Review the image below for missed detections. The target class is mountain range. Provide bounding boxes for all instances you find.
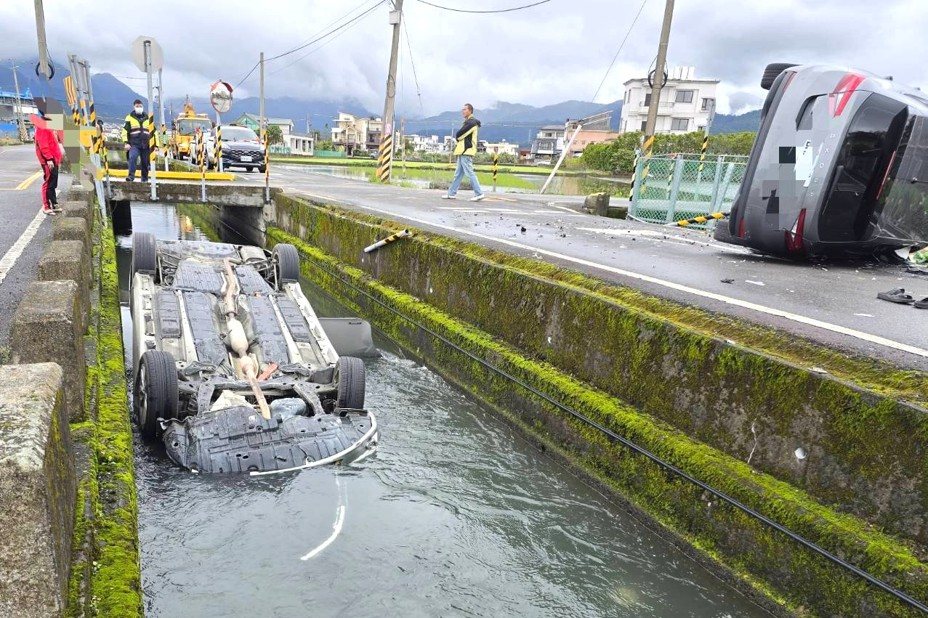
[1,56,760,145]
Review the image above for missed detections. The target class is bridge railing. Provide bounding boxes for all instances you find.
[629,153,748,228]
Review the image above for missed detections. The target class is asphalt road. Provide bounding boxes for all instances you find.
[0,144,70,350]
[235,163,928,371]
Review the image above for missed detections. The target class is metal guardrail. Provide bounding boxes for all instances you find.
[629,153,748,228]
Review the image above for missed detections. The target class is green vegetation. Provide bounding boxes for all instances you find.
[582,130,757,173]
[370,166,537,190]
[266,124,283,146]
[266,222,928,616]
[270,155,600,176]
[0,136,22,147]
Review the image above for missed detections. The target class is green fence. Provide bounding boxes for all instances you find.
[629,154,748,227]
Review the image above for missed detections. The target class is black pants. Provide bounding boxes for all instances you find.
[40,159,58,209]
[128,145,150,181]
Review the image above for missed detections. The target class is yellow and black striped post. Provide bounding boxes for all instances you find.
[377,132,394,183]
[264,133,270,203]
[198,131,207,202]
[697,134,710,175]
[492,152,499,193]
[148,113,157,174]
[215,124,223,173]
[672,211,727,227]
[88,101,96,128]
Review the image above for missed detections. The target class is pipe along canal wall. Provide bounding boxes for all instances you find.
[258,192,928,616]
[0,187,141,616]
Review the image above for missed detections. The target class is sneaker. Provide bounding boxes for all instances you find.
[42,207,57,216]
[125,177,134,182]
[441,194,456,200]
[50,203,62,212]
[470,194,485,202]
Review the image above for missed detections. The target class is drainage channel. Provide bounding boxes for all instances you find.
[116,203,768,617]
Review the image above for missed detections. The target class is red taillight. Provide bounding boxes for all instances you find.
[785,208,807,254]
[738,217,746,238]
[829,73,865,117]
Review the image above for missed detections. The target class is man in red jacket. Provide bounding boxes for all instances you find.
[33,98,63,215]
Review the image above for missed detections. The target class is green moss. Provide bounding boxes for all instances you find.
[267,225,928,617]
[268,194,928,548]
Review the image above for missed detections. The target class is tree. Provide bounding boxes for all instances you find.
[266,124,284,146]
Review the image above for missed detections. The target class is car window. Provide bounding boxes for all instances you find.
[818,93,908,242]
[223,127,258,141]
[875,115,928,242]
[177,119,212,136]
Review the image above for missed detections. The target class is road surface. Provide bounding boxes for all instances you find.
[238,163,928,371]
[0,144,69,349]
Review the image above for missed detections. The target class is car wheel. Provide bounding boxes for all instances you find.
[761,63,798,90]
[258,165,267,174]
[336,356,365,410]
[273,243,300,285]
[132,232,158,277]
[247,166,254,172]
[135,350,178,438]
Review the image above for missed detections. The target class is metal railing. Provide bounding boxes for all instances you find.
[629,153,748,227]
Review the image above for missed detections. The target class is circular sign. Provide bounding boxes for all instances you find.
[210,80,234,114]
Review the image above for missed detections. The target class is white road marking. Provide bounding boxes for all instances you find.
[296,192,928,359]
[0,208,47,286]
[552,204,578,214]
[577,227,754,254]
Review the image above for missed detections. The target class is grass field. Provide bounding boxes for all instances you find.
[270,155,598,177]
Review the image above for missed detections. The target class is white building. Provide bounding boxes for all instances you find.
[286,133,314,156]
[407,133,443,153]
[620,66,718,135]
[484,140,519,157]
[331,112,383,155]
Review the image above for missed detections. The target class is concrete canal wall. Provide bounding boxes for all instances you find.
[0,188,141,616]
[267,192,928,616]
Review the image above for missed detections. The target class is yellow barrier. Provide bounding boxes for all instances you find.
[95,169,236,181]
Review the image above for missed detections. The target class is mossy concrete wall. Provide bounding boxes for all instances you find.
[265,225,928,616]
[269,193,928,553]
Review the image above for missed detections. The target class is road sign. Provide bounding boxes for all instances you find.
[131,36,163,72]
[209,80,234,114]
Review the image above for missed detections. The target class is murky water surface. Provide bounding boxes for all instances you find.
[118,204,765,617]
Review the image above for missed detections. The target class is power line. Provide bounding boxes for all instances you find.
[590,0,648,103]
[415,0,550,13]
[265,0,386,62]
[269,0,384,76]
[235,60,261,88]
[402,17,424,113]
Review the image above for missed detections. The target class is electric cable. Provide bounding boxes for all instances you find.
[416,0,550,13]
[590,0,648,102]
[402,17,424,113]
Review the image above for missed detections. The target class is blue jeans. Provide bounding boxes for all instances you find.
[128,145,150,180]
[448,155,482,197]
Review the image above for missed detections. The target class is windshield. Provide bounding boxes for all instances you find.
[176,118,212,136]
[222,126,258,142]
[818,93,909,242]
[874,114,928,243]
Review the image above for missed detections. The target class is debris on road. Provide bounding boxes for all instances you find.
[721,278,734,284]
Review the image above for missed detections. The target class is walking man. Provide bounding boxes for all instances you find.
[33,98,63,215]
[443,103,484,201]
[122,99,150,182]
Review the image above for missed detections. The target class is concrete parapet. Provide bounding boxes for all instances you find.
[37,241,91,330]
[61,201,91,238]
[11,281,86,422]
[582,192,610,216]
[52,217,89,245]
[0,362,75,618]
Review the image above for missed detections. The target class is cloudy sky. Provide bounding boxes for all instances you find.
[2,0,927,116]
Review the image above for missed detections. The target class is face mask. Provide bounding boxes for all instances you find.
[134,106,144,114]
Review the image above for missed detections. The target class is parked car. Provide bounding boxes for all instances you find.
[213,124,265,172]
[716,63,928,258]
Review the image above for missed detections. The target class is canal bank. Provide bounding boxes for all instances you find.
[126,202,769,617]
[256,193,928,616]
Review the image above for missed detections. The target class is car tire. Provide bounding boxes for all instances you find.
[247,166,254,172]
[135,350,178,438]
[258,165,267,174]
[761,63,798,90]
[336,356,365,410]
[273,243,300,285]
[132,232,158,277]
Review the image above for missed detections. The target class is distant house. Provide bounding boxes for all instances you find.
[331,112,383,155]
[407,133,443,154]
[530,125,566,161]
[564,112,619,157]
[620,66,718,134]
[232,112,294,136]
[230,113,313,155]
[483,140,519,157]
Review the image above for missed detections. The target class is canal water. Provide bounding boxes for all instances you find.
[116,203,767,617]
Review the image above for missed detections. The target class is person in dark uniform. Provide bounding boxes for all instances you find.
[122,99,150,182]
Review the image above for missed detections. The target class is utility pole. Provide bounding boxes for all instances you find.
[644,0,674,139]
[10,61,27,142]
[258,51,265,140]
[377,0,403,182]
[33,0,51,80]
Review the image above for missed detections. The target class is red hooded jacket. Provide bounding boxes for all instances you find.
[34,124,62,165]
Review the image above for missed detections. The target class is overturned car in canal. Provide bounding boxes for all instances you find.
[717,63,928,258]
[129,233,378,474]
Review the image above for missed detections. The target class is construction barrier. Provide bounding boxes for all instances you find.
[264,134,270,203]
[364,229,411,253]
[377,133,393,182]
[697,134,709,174]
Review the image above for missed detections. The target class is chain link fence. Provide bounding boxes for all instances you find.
[629,153,748,228]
